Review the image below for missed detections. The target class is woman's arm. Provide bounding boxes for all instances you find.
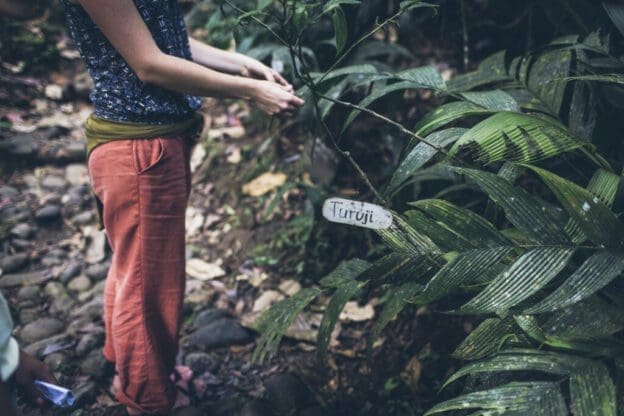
[188,38,291,89]
[77,0,303,115]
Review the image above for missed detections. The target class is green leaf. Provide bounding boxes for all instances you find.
[450,112,587,164]
[525,165,624,249]
[603,2,624,37]
[385,128,466,196]
[415,247,514,304]
[319,259,371,288]
[447,51,511,92]
[460,248,574,314]
[257,0,272,10]
[442,349,616,416]
[400,0,438,12]
[395,66,447,91]
[460,90,520,112]
[331,7,348,55]
[457,168,571,245]
[253,288,322,363]
[369,281,422,343]
[526,252,624,314]
[453,317,528,360]
[376,213,441,256]
[341,81,418,133]
[413,101,496,137]
[426,382,567,415]
[565,74,624,85]
[409,199,512,249]
[317,279,364,362]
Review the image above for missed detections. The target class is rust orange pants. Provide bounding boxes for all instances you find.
[88,136,192,414]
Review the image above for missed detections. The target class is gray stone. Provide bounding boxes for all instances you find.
[50,293,76,315]
[0,253,28,274]
[184,318,253,350]
[41,255,63,267]
[19,307,39,324]
[194,308,229,328]
[0,270,51,287]
[35,205,61,222]
[72,380,97,408]
[238,399,276,416]
[85,262,109,280]
[0,185,19,199]
[44,352,69,371]
[184,352,219,374]
[75,331,104,357]
[19,318,65,344]
[17,286,39,301]
[60,262,82,283]
[80,349,109,379]
[68,275,91,292]
[70,296,103,320]
[44,281,66,297]
[264,373,317,414]
[23,333,72,357]
[41,175,68,190]
[1,205,30,224]
[85,229,107,264]
[72,211,94,225]
[173,407,203,416]
[65,164,89,186]
[10,223,34,239]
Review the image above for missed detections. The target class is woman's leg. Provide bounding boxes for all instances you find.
[88,137,189,414]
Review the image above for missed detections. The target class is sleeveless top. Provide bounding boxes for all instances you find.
[60,0,202,124]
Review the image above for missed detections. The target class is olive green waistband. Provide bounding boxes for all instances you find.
[84,113,204,159]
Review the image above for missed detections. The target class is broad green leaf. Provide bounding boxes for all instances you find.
[319,259,371,288]
[369,281,422,343]
[447,51,511,92]
[603,2,624,37]
[341,81,419,133]
[309,64,378,83]
[415,247,514,304]
[385,128,467,196]
[453,317,528,360]
[525,165,624,249]
[526,252,624,314]
[317,279,364,361]
[426,382,567,415]
[450,112,587,164]
[376,213,441,256]
[322,0,361,13]
[253,288,322,363]
[542,296,624,340]
[409,199,512,248]
[257,0,272,10]
[457,168,571,245]
[414,101,495,137]
[405,209,478,252]
[331,7,348,55]
[395,66,447,91]
[460,248,574,313]
[442,349,617,416]
[400,0,438,12]
[565,74,624,85]
[460,90,520,112]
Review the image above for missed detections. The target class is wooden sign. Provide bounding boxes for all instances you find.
[322,198,393,230]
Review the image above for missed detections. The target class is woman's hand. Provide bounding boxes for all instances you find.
[250,81,304,116]
[240,57,293,92]
[14,349,58,407]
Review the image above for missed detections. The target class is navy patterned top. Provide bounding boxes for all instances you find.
[61,0,202,124]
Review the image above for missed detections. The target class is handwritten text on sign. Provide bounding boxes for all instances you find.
[322,198,393,230]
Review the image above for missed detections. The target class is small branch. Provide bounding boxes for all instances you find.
[460,0,470,71]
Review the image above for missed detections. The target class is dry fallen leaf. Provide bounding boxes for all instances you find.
[339,301,375,322]
[278,279,301,296]
[227,147,242,164]
[252,290,284,313]
[242,172,287,197]
[186,258,226,281]
[400,356,422,391]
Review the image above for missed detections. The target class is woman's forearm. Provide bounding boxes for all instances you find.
[188,38,250,75]
[140,52,258,100]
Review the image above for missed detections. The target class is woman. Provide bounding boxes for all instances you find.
[60,0,304,414]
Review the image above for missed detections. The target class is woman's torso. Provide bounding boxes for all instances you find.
[61,0,202,124]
